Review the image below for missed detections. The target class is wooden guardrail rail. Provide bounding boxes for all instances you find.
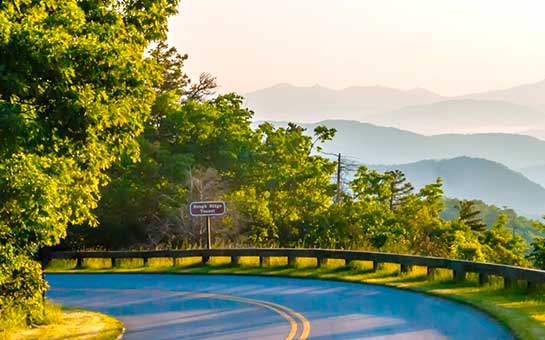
[48,248,545,289]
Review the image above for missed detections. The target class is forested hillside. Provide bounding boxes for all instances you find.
[298,120,545,169]
[3,1,545,332]
[60,44,545,276]
[441,198,545,245]
[369,157,545,218]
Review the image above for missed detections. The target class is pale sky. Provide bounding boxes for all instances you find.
[167,0,545,96]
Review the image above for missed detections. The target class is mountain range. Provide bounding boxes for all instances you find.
[253,120,545,217]
[244,83,443,122]
[244,79,545,138]
[297,120,545,169]
[369,157,545,218]
[520,165,545,190]
[364,99,545,135]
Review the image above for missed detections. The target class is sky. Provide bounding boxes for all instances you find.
[167,0,545,96]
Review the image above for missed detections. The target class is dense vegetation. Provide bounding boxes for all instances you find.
[1,0,544,332]
[0,0,179,329]
[62,43,545,272]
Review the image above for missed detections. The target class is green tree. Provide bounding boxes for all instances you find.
[528,217,545,269]
[480,214,528,266]
[231,123,337,247]
[0,0,178,324]
[384,170,414,211]
[457,200,487,232]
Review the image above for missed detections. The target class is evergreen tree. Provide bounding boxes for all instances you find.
[385,170,414,211]
[458,200,487,232]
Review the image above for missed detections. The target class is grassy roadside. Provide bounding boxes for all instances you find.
[3,305,123,340]
[47,256,545,340]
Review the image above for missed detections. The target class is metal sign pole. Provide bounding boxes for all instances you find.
[207,216,212,249]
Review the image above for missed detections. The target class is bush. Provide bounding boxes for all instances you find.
[0,245,46,329]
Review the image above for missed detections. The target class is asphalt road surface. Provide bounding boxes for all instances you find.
[46,274,513,340]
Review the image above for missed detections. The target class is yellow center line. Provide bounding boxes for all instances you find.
[53,287,311,339]
[261,299,311,340]
[184,292,300,340]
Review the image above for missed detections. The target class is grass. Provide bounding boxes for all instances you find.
[2,303,123,340]
[47,256,545,340]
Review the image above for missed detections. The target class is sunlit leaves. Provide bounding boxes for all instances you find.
[0,0,178,324]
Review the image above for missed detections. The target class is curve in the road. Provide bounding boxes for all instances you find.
[185,292,310,340]
[46,274,513,340]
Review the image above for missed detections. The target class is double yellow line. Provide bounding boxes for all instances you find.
[54,287,311,339]
[179,292,311,340]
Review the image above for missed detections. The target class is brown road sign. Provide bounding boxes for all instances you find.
[190,201,226,216]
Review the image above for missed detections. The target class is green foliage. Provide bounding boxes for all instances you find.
[480,214,528,266]
[442,198,545,244]
[0,0,178,327]
[528,238,545,269]
[0,244,46,324]
[528,218,545,269]
[457,200,488,232]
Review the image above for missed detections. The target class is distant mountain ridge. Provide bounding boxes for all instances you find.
[293,120,545,169]
[244,80,545,137]
[244,83,444,122]
[255,120,545,217]
[461,78,545,110]
[520,164,545,189]
[364,99,545,135]
[368,157,545,218]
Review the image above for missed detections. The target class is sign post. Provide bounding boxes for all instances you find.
[189,201,226,250]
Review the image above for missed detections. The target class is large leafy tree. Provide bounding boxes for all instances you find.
[480,214,527,266]
[230,123,337,247]
[0,0,178,323]
[528,217,545,269]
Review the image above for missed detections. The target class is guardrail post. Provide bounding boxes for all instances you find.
[504,277,516,289]
[427,267,437,277]
[259,256,270,267]
[527,281,542,291]
[479,273,490,286]
[75,256,83,269]
[202,255,210,265]
[453,269,466,282]
[287,256,297,268]
[372,261,381,272]
[231,256,240,266]
[318,257,328,268]
[400,264,412,274]
[344,259,352,267]
[172,257,177,267]
[143,257,148,267]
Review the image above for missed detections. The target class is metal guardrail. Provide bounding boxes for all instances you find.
[49,248,545,289]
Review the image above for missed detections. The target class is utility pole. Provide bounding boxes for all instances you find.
[336,153,342,203]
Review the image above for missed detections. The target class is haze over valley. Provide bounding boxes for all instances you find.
[245,79,545,139]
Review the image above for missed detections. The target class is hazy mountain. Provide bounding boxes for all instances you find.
[296,120,545,168]
[369,157,545,218]
[462,78,545,111]
[519,165,545,189]
[244,83,444,122]
[244,80,545,137]
[363,99,545,135]
[522,129,545,141]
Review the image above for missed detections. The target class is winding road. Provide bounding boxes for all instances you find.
[46,274,513,339]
